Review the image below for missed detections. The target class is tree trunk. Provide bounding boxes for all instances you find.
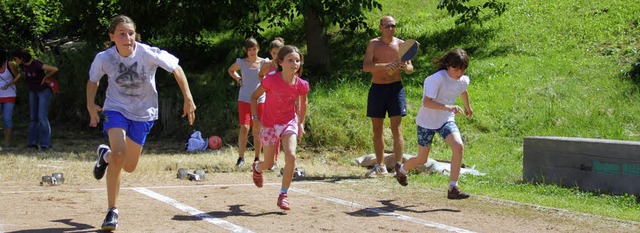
[303,10,330,72]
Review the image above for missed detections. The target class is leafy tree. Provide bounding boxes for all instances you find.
[438,0,508,26]
[58,0,120,47]
[58,0,382,73]
[260,0,382,72]
[0,0,62,49]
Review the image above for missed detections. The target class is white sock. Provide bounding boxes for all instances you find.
[449,180,458,189]
[254,162,262,173]
[109,208,119,214]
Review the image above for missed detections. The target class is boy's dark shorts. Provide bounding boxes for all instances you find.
[367,81,407,118]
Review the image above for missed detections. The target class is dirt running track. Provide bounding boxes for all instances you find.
[0,172,638,233]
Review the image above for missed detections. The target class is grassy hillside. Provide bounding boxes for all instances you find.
[302,0,640,221]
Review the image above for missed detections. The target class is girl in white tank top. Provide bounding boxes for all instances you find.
[0,51,21,149]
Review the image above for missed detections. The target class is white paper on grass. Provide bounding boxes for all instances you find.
[353,153,486,176]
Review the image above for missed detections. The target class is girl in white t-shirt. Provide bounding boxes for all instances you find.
[86,15,196,231]
[395,48,473,200]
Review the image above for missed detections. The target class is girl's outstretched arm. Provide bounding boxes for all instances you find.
[4,62,21,89]
[460,90,473,117]
[86,81,102,127]
[258,61,272,80]
[423,97,463,114]
[173,65,196,125]
[250,86,266,137]
[297,94,308,137]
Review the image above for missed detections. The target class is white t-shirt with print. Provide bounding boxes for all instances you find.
[89,42,179,121]
[416,69,470,129]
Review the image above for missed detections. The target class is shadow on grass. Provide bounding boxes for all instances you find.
[515,179,640,203]
[624,58,640,87]
[346,199,460,217]
[172,204,285,221]
[8,218,95,233]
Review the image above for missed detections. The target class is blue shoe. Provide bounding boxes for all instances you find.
[93,144,110,180]
[101,207,118,231]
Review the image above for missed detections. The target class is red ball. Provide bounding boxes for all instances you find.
[208,136,222,149]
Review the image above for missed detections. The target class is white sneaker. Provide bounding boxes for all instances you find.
[365,164,388,177]
[270,163,279,171]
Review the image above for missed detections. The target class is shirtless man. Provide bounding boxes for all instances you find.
[362,15,414,177]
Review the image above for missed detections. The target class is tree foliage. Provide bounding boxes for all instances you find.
[259,0,382,71]
[261,0,381,32]
[58,0,120,47]
[1,0,509,138]
[0,0,62,49]
[438,0,508,26]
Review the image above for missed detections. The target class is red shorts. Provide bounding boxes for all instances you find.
[238,101,264,125]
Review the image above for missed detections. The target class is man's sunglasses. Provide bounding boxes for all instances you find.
[382,24,397,29]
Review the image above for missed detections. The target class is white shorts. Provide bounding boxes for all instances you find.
[259,118,298,146]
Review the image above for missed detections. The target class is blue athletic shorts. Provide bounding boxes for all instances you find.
[367,81,407,118]
[103,110,154,146]
[417,121,459,147]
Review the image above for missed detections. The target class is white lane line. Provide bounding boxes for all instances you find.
[1,181,327,194]
[81,181,327,191]
[133,187,254,233]
[37,164,64,169]
[290,187,476,233]
[1,190,55,194]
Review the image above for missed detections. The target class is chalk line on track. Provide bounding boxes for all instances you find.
[133,187,255,233]
[290,187,476,233]
[133,182,475,232]
[3,181,475,232]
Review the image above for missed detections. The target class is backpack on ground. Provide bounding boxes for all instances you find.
[185,130,208,151]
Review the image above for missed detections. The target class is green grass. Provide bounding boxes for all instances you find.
[285,0,640,222]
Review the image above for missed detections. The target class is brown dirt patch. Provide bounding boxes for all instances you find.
[0,142,638,232]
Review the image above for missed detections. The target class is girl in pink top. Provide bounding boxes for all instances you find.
[250,45,309,210]
[258,37,285,169]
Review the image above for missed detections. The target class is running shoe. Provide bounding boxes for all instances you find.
[252,162,263,188]
[277,193,290,210]
[101,207,119,231]
[365,163,388,177]
[447,186,470,200]
[270,163,278,171]
[93,144,110,180]
[235,157,245,167]
[395,163,408,186]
